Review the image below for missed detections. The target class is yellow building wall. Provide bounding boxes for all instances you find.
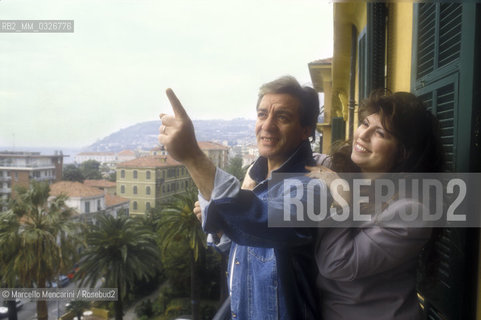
[320,81,333,154]
[116,165,192,215]
[333,2,415,141]
[332,2,367,123]
[387,3,414,92]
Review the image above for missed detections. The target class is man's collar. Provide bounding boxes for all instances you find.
[249,140,315,184]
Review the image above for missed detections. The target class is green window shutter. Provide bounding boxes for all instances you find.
[412,3,480,320]
[417,74,458,172]
[367,3,387,91]
[438,4,463,68]
[415,3,463,83]
[358,3,387,104]
[413,3,463,170]
[358,30,368,102]
[416,3,436,79]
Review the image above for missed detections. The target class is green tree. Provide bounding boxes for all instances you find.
[79,160,102,180]
[158,189,207,320]
[0,181,81,320]
[76,215,161,320]
[0,209,21,320]
[108,170,117,182]
[63,164,85,182]
[225,156,247,181]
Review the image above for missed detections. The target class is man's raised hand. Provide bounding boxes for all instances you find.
[158,88,202,164]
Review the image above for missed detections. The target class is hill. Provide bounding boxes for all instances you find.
[85,119,256,152]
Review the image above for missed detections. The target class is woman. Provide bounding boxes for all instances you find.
[314,91,444,320]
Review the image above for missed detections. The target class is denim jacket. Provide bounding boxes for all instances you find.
[199,141,327,319]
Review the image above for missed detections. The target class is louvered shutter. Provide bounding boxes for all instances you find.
[415,3,463,85]
[417,74,458,172]
[412,3,480,320]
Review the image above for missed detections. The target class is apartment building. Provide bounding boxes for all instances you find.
[116,155,193,215]
[198,141,229,169]
[0,151,64,209]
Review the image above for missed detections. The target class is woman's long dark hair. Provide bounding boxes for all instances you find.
[331,89,445,173]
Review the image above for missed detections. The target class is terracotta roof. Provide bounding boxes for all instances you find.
[198,141,229,150]
[50,181,104,198]
[105,194,129,207]
[117,150,136,156]
[84,179,116,188]
[117,155,181,168]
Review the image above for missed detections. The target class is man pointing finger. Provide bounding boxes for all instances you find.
[158,76,324,320]
[158,88,215,200]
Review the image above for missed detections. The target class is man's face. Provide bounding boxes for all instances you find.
[256,93,310,169]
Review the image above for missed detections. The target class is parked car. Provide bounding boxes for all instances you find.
[67,264,80,280]
[0,306,7,319]
[48,275,70,288]
[0,300,26,318]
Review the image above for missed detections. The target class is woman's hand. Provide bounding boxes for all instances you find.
[305,165,351,208]
[193,200,202,222]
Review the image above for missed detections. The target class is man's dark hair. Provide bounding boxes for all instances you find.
[257,75,320,141]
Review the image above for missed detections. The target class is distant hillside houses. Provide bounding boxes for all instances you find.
[231,144,260,167]
[74,150,137,166]
[150,141,230,169]
[75,142,231,169]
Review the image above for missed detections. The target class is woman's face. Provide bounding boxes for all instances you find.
[351,113,399,173]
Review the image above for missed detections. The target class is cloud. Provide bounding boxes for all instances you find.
[0,0,333,148]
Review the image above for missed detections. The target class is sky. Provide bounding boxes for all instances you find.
[0,0,333,148]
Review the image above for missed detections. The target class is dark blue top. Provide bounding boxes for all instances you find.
[200,141,326,319]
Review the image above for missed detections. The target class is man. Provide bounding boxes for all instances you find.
[159,76,325,319]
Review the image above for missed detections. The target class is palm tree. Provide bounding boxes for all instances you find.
[0,209,21,320]
[75,214,161,320]
[158,189,207,320]
[0,181,81,320]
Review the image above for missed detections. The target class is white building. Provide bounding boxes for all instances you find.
[74,152,117,164]
[49,181,129,221]
[74,150,137,168]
